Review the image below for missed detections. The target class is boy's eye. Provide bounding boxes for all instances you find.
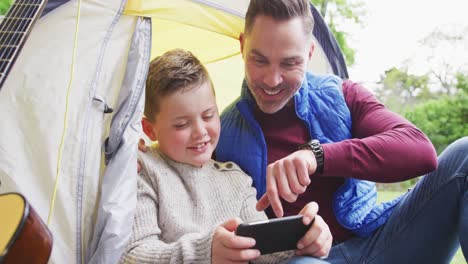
[203,114,214,120]
[174,123,188,129]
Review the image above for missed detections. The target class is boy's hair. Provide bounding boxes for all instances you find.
[145,49,211,122]
[244,0,314,38]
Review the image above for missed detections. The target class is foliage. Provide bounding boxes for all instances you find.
[0,0,12,16]
[456,72,468,94]
[375,67,432,113]
[377,24,468,155]
[419,25,468,95]
[329,22,355,65]
[404,92,468,154]
[310,0,366,66]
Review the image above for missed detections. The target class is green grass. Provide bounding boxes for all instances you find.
[378,191,465,264]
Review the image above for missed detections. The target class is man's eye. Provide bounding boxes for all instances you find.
[282,62,297,68]
[253,58,267,65]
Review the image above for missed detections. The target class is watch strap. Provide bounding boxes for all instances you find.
[298,139,324,173]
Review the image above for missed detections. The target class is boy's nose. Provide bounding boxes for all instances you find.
[192,122,208,139]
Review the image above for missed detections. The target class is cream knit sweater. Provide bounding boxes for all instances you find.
[120,146,293,264]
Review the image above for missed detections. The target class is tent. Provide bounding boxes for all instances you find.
[0,0,347,263]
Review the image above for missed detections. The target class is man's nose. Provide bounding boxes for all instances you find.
[263,66,283,88]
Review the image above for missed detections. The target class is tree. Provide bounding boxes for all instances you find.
[0,0,12,16]
[405,93,468,154]
[310,0,366,66]
[419,25,468,95]
[375,67,431,113]
[456,72,468,94]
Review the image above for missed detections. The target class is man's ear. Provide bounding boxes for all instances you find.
[239,32,245,58]
[308,40,315,60]
[142,117,157,141]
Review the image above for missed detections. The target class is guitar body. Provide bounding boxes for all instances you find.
[0,193,53,264]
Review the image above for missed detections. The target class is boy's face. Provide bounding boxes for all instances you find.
[144,81,220,167]
[240,15,314,114]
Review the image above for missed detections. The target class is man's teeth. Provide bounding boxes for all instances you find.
[264,89,280,95]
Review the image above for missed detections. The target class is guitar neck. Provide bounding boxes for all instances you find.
[0,0,48,90]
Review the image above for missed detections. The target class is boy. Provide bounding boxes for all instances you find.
[120,49,322,263]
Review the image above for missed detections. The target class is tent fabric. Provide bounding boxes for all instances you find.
[0,0,137,263]
[0,0,348,263]
[41,0,70,17]
[87,17,151,264]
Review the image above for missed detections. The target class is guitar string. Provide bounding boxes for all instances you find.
[1,1,37,66]
[47,0,83,228]
[0,1,24,61]
[0,1,37,73]
[0,1,27,58]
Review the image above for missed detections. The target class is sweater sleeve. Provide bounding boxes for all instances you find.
[321,80,438,182]
[239,180,268,223]
[120,172,213,264]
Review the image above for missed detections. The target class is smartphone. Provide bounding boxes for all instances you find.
[235,215,314,255]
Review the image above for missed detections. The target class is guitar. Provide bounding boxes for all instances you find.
[0,193,53,263]
[0,0,48,90]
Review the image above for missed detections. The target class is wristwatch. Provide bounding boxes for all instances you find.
[298,139,324,173]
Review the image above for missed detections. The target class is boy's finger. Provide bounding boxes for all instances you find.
[138,138,147,152]
[299,202,319,222]
[224,248,260,262]
[221,217,242,232]
[137,162,142,173]
[225,235,256,249]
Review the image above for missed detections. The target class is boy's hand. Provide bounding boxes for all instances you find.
[212,218,260,264]
[137,139,148,173]
[256,149,315,217]
[295,202,332,258]
[138,138,148,152]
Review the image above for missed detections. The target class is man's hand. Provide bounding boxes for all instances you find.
[295,202,332,258]
[137,139,148,173]
[211,218,260,264]
[256,149,316,217]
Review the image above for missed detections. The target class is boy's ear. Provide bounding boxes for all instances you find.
[142,117,157,141]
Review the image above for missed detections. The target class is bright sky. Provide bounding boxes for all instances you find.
[345,0,468,88]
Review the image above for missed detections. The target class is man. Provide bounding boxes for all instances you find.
[215,0,467,263]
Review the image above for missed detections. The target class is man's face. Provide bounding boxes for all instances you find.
[240,15,314,114]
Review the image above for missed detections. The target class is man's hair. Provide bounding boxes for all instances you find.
[145,49,211,122]
[244,0,314,37]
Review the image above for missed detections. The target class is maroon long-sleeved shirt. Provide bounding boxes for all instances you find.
[253,80,437,242]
